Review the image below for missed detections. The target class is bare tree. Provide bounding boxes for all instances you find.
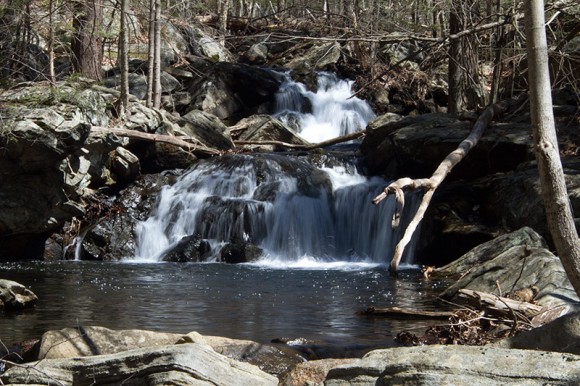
[71,0,104,80]
[146,0,161,108]
[524,0,580,296]
[118,0,130,117]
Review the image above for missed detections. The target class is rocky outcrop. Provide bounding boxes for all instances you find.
[32,326,304,377]
[186,62,285,123]
[1,343,278,386]
[279,358,357,386]
[323,345,580,385]
[231,115,310,151]
[494,311,580,355]
[361,112,534,178]
[0,279,38,310]
[434,228,580,313]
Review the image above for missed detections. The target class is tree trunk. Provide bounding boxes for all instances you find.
[48,0,56,87]
[71,0,104,80]
[0,1,16,79]
[153,0,162,108]
[146,0,155,107]
[118,0,130,117]
[524,0,580,296]
[448,3,462,114]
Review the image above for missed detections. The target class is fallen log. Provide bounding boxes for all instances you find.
[90,126,222,157]
[234,130,364,150]
[372,100,512,273]
[457,289,544,318]
[358,306,455,319]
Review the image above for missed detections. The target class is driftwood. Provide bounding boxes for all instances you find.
[372,101,511,273]
[234,130,364,150]
[358,306,455,319]
[457,289,544,319]
[90,126,222,157]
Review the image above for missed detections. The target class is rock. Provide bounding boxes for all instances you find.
[286,42,342,74]
[178,109,234,150]
[436,228,579,313]
[323,345,580,385]
[218,240,262,264]
[160,235,211,262]
[361,112,534,178]
[2,343,278,386]
[494,311,580,355]
[233,115,310,151]
[187,62,285,123]
[279,358,356,386]
[111,146,140,182]
[0,279,38,310]
[482,159,580,245]
[80,173,175,260]
[32,326,303,377]
[245,43,269,64]
[432,227,547,279]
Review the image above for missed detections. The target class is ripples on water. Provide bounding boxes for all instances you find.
[0,261,448,347]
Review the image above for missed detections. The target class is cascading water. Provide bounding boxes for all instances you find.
[274,72,376,143]
[135,154,420,264]
[134,72,419,265]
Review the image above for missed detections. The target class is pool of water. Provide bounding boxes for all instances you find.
[0,261,449,349]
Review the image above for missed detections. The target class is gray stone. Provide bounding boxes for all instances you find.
[2,343,278,386]
[286,42,342,73]
[0,279,38,310]
[324,345,580,385]
[178,110,234,150]
[111,146,140,181]
[495,311,580,355]
[234,115,310,151]
[245,43,269,64]
[279,358,356,386]
[436,228,579,313]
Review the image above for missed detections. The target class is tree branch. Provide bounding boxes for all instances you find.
[373,101,511,273]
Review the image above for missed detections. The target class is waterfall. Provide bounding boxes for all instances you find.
[133,72,419,265]
[134,154,420,264]
[274,72,376,143]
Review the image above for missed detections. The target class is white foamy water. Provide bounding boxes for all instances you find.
[274,72,375,143]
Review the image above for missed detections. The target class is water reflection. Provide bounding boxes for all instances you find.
[0,262,448,347]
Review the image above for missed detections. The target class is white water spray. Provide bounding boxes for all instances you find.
[274,72,375,143]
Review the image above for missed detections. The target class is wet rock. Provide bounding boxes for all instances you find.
[324,345,580,385]
[218,240,262,264]
[80,173,175,260]
[111,146,140,182]
[177,109,234,150]
[161,235,211,262]
[2,343,277,386]
[436,228,579,313]
[0,279,38,310]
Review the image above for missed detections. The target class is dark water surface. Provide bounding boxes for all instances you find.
[0,261,448,348]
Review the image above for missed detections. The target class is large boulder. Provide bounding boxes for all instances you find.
[482,159,580,244]
[434,228,580,313]
[186,62,285,123]
[279,358,357,386]
[0,279,38,310]
[2,343,278,386]
[232,115,310,151]
[361,113,534,179]
[323,345,580,385]
[31,326,304,377]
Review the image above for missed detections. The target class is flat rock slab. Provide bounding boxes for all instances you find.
[1,343,278,386]
[324,345,580,385]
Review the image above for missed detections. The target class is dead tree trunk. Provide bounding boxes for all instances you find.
[373,101,510,273]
